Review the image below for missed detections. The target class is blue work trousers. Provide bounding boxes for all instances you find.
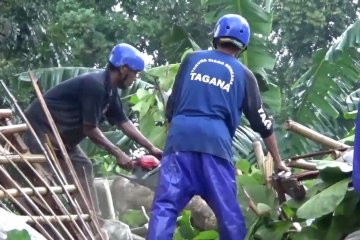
[147,151,247,240]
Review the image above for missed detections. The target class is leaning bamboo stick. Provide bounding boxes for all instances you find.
[45,135,67,183]
[0,80,94,239]
[0,109,12,119]
[0,184,54,240]
[29,72,105,240]
[0,132,88,240]
[284,120,350,149]
[41,144,83,239]
[0,185,76,199]
[0,166,65,240]
[0,123,28,134]
[0,154,46,163]
[82,167,98,217]
[24,214,91,223]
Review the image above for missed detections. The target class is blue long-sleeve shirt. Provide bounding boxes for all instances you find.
[164,50,274,161]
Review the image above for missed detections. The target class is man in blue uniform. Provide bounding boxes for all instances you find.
[24,43,162,210]
[352,101,360,195]
[147,14,290,240]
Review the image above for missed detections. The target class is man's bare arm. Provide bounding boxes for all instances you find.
[118,120,162,158]
[83,125,131,167]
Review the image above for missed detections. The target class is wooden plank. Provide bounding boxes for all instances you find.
[0,109,12,119]
[24,214,91,223]
[0,123,28,134]
[0,185,76,198]
[0,154,47,163]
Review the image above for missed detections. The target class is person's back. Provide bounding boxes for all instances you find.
[164,49,246,161]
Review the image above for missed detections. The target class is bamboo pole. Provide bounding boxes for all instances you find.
[0,185,76,199]
[0,132,89,240]
[0,123,28,134]
[28,72,104,239]
[0,154,46,163]
[292,171,319,181]
[287,160,317,171]
[25,214,91,223]
[288,148,348,161]
[0,184,55,240]
[0,80,94,240]
[0,109,12,119]
[284,120,350,149]
[0,146,74,240]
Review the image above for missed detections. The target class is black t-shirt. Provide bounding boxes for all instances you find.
[25,70,128,147]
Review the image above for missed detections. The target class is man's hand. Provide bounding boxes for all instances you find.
[263,133,290,173]
[148,145,163,160]
[115,154,133,170]
[274,160,290,173]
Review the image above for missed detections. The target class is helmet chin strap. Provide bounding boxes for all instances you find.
[235,46,247,58]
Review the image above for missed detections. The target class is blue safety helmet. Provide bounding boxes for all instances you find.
[108,43,145,71]
[213,14,250,50]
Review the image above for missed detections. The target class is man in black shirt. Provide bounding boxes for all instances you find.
[24,43,162,210]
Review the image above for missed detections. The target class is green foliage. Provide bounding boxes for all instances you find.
[6,229,31,240]
[346,89,360,112]
[193,231,219,240]
[119,209,148,228]
[287,19,360,154]
[293,20,360,123]
[296,178,350,219]
[316,160,352,183]
[272,0,360,83]
[174,211,219,240]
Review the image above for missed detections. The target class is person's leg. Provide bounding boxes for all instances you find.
[200,154,247,240]
[147,152,199,240]
[65,145,99,214]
